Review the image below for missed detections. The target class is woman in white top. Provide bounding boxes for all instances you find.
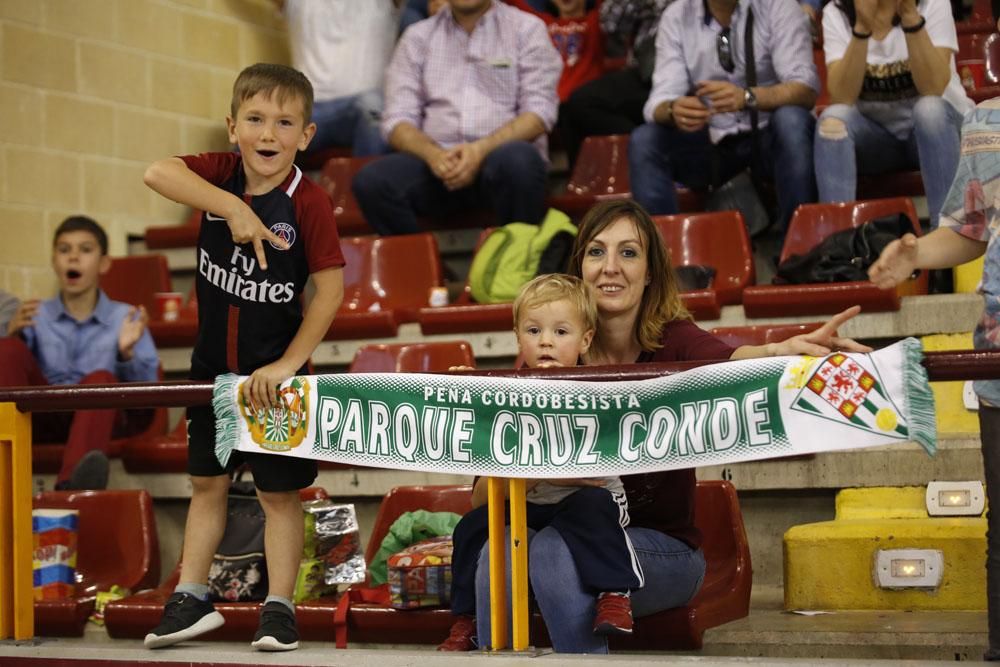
[814,0,973,226]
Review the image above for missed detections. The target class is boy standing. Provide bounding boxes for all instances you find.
[0,216,158,490]
[869,93,1000,661]
[142,63,345,652]
[439,274,642,651]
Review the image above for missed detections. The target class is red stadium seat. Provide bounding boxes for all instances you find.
[742,198,928,318]
[326,233,445,340]
[417,228,515,335]
[334,481,750,650]
[349,341,475,373]
[34,490,160,636]
[144,209,201,250]
[957,0,996,33]
[710,322,824,348]
[606,480,751,650]
[100,253,172,316]
[121,417,188,474]
[318,156,378,237]
[103,487,343,642]
[295,146,352,172]
[31,372,168,476]
[654,211,756,320]
[546,135,705,220]
[333,485,473,646]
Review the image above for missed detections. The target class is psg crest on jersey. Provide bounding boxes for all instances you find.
[269,222,295,250]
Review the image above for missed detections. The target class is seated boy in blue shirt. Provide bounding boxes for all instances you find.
[0,215,159,489]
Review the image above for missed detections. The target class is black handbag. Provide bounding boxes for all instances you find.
[207,476,269,602]
[774,214,914,285]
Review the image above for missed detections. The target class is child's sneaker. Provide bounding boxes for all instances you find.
[251,601,299,651]
[437,615,477,651]
[144,592,224,649]
[593,591,633,636]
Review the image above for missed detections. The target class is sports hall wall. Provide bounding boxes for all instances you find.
[0,0,289,296]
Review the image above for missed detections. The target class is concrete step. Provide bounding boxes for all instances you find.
[784,487,986,611]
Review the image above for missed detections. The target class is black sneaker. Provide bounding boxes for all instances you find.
[67,450,109,490]
[251,601,299,651]
[144,592,225,649]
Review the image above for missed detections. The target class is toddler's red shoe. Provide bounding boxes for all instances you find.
[593,592,633,636]
[437,615,476,651]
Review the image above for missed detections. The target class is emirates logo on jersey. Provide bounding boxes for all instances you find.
[269,222,296,250]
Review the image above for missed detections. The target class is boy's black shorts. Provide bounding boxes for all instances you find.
[186,404,318,492]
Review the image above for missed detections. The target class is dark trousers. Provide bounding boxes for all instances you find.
[628,105,817,233]
[558,67,650,167]
[449,486,641,616]
[978,404,1000,653]
[351,141,548,236]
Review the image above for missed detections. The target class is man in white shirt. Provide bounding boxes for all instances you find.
[274,0,400,157]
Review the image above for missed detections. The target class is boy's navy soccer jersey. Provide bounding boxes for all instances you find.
[180,152,345,377]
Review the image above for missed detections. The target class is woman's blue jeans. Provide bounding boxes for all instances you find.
[814,97,963,226]
[473,525,706,653]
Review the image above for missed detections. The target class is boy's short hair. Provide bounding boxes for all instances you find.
[513,273,597,332]
[53,215,108,255]
[230,63,314,124]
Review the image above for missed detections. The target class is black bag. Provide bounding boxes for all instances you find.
[675,265,716,291]
[207,476,269,602]
[774,214,913,285]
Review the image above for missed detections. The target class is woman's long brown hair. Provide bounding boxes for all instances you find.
[567,200,690,352]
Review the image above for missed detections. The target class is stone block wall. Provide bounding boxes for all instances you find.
[0,0,289,295]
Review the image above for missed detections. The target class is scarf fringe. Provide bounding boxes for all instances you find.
[213,373,240,468]
[902,337,937,456]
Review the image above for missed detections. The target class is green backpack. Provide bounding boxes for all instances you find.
[468,209,577,304]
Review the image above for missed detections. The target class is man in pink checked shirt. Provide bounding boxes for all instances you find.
[352,0,562,236]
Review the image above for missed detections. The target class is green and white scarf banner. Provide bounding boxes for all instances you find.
[213,338,936,476]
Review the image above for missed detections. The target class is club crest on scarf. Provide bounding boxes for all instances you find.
[790,353,907,439]
[237,377,310,451]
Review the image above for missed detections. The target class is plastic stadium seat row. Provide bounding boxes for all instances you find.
[327,232,444,340]
[34,490,160,636]
[334,481,750,650]
[742,197,928,318]
[547,135,706,219]
[348,341,475,373]
[144,209,201,251]
[654,211,755,320]
[103,487,337,641]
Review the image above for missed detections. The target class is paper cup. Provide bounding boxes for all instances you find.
[154,292,184,322]
[958,60,986,90]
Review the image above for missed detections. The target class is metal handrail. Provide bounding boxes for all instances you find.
[0,350,996,412]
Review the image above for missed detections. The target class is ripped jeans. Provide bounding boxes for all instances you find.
[813,97,964,227]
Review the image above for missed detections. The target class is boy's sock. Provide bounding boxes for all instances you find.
[593,591,633,636]
[264,594,295,613]
[175,583,210,600]
[251,598,299,652]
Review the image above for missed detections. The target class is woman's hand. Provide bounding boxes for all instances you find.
[770,306,873,357]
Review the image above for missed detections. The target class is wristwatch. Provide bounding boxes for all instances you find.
[743,87,758,111]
